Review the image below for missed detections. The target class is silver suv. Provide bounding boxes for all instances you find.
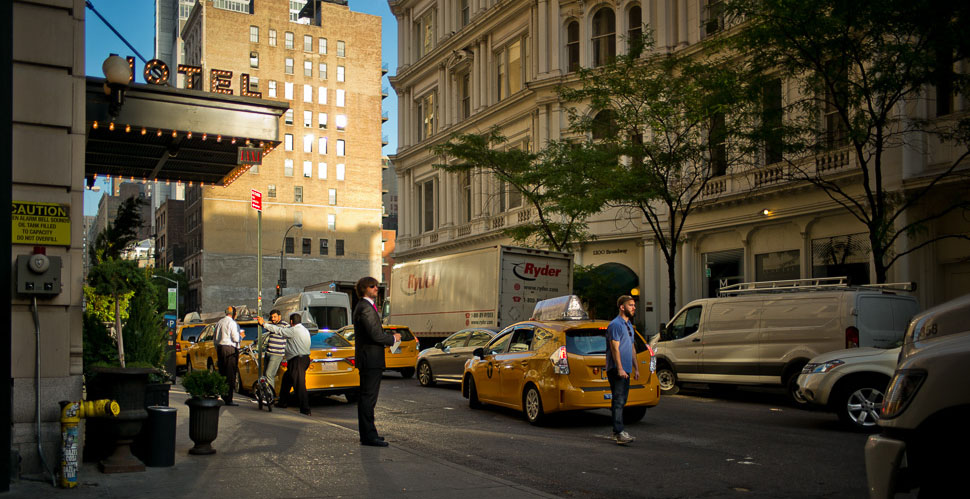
[864,293,970,498]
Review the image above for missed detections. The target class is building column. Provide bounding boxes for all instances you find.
[678,0,689,47]
[404,8,412,66]
[480,37,489,109]
[659,0,672,49]
[641,238,661,332]
[470,44,480,112]
[397,13,406,67]
[549,0,561,74]
[680,236,694,305]
[472,168,483,218]
[538,104,549,148]
[537,0,549,75]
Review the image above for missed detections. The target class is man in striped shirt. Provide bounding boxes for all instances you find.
[261,309,287,380]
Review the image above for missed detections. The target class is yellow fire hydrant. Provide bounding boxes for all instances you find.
[59,399,120,488]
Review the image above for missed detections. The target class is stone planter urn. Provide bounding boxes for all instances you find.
[181,369,228,455]
[91,366,154,473]
[185,397,223,455]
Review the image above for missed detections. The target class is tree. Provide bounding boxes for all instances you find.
[89,196,145,265]
[430,129,609,252]
[87,258,144,367]
[558,34,756,318]
[725,0,970,283]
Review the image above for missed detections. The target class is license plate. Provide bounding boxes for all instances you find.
[321,362,337,372]
[650,357,657,373]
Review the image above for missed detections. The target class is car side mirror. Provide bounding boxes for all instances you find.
[187,336,196,343]
[472,347,484,359]
[434,342,444,350]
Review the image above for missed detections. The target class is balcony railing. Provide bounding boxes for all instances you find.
[699,147,857,202]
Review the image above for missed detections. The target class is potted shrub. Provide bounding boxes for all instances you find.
[182,370,228,455]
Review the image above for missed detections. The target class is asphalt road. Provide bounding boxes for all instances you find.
[291,376,870,499]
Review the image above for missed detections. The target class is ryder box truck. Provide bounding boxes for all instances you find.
[387,245,573,342]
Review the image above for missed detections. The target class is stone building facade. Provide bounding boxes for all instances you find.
[387,0,970,333]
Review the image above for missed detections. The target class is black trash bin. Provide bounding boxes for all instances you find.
[143,406,177,467]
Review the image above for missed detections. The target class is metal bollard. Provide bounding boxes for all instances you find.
[59,399,120,488]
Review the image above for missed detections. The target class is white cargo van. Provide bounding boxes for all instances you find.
[273,291,352,331]
[653,277,919,405]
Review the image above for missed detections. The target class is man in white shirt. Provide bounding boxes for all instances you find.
[257,313,312,415]
[214,306,244,406]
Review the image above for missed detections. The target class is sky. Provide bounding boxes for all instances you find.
[83,0,399,215]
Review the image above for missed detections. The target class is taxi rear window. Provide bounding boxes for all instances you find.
[566,328,649,355]
[310,331,352,349]
[386,327,415,341]
[565,329,608,355]
[179,325,207,341]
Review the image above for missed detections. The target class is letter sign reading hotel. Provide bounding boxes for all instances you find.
[12,201,71,246]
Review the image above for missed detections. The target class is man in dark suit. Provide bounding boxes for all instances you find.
[353,276,400,447]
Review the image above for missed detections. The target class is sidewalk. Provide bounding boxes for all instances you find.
[7,389,557,498]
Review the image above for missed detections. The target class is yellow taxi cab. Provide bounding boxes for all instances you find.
[184,319,259,373]
[337,324,420,378]
[174,321,211,373]
[236,328,359,402]
[462,295,660,425]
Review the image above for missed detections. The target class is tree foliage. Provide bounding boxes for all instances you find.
[89,196,145,265]
[431,129,608,252]
[725,0,970,283]
[559,33,756,317]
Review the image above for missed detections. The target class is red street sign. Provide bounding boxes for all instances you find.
[251,189,262,211]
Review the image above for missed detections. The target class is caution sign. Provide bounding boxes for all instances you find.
[12,201,71,246]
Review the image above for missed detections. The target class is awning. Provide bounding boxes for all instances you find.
[85,77,289,186]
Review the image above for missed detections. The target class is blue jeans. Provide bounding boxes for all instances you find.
[607,368,630,434]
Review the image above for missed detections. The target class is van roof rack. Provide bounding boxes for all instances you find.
[718,277,916,296]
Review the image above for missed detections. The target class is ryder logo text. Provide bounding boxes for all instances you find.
[512,262,563,281]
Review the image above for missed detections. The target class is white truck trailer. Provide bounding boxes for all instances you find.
[387,245,573,342]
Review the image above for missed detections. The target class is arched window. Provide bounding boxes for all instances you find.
[591,7,616,67]
[628,6,643,53]
[566,21,580,72]
[591,110,617,141]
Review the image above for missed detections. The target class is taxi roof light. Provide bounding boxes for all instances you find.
[531,295,589,321]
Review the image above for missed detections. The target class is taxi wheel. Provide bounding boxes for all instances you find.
[623,406,647,424]
[418,362,436,387]
[400,367,415,379]
[523,385,546,426]
[467,377,483,409]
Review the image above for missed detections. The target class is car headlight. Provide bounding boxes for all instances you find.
[801,359,845,374]
[881,369,926,419]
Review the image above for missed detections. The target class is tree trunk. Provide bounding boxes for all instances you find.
[114,293,126,367]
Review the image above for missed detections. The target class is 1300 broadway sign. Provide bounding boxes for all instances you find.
[12,201,71,245]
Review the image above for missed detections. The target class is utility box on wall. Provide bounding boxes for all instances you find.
[15,254,62,297]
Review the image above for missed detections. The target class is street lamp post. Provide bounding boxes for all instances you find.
[152,274,179,322]
[278,223,303,298]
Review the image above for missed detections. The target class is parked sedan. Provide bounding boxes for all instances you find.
[797,347,900,431]
[416,328,498,387]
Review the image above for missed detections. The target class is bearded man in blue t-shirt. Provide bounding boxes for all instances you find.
[606,295,639,445]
